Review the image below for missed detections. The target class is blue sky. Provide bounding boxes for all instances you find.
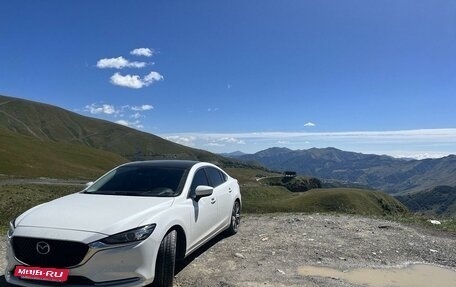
[1,1,455,158]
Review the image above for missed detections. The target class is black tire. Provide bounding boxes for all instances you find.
[226,201,241,236]
[152,230,177,287]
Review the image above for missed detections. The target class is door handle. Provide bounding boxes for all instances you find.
[211,198,216,204]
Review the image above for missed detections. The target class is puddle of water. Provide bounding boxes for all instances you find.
[298,264,456,287]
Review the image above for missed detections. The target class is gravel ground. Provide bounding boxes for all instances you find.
[1,214,455,286]
[173,214,456,287]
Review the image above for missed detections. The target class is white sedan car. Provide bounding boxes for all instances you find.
[5,160,241,287]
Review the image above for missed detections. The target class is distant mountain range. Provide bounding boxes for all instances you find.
[0,95,233,178]
[219,151,247,157]
[226,147,456,215]
[230,147,456,194]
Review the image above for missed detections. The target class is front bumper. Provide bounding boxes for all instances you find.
[5,230,160,287]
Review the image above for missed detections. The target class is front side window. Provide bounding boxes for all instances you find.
[86,166,187,197]
[190,169,209,193]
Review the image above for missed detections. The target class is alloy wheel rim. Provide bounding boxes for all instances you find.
[232,203,240,231]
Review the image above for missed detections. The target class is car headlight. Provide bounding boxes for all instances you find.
[7,219,16,239]
[99,224,156,245]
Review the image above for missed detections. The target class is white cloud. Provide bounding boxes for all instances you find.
[165,136,196,146]
[96,49,162,89]
[84,103,154,115]
[207,108,219,112]
[102,105,116,114]
[115,120,129,126]
[130,48,154,57]
[177,129,456,142]
[84,104,118,115]
[96,56,146,69]
[217,137,245,144]
[205,142,225,147]
[143,71,164,83]
[82,103,156,130]
[85,104,103,114]
[131,104,154,111]
[390,152,451,160]
[110,73,144,89]
[199,137,246,147]
[110,71,163,89]
[115,120,143,129]
[304,122,316,127]
[130,112,142,119]
[128,62,147,68]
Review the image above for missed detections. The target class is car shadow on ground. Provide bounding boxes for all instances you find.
[175,232,228,275]
[0,275,16,286]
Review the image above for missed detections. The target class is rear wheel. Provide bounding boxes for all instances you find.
[226,201,241,235]
[152,230,177,287]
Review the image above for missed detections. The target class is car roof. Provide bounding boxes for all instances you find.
[121,160,200,169]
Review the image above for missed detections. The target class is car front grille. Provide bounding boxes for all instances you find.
[12,236,89,268]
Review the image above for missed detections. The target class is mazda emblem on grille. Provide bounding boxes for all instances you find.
[36,241,50,255]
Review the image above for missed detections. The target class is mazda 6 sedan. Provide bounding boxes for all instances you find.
[5,160,241,287]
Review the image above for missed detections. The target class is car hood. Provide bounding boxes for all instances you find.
[16,193,174,236]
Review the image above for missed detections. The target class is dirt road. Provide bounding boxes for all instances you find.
[1,214,455,286]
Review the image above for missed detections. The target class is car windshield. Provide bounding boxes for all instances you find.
[85,165,187,197]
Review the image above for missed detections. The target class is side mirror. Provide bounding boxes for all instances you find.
[193,185,213,199]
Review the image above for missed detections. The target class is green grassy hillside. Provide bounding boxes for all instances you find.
[242,187,408,216]
[0,95,228,163]
[0,127,126,178]
[227,167,408,216]
[0,184,82,232]
[396,186,456,216]
[0,95,241,178]
[260,175,322,192]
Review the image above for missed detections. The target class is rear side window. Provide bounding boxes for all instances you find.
[205,167,226,187]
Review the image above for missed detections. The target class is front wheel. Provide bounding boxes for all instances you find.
[152,230,177,287]
[226,201,241,236]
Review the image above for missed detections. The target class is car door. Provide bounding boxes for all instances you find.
[205,167,232,227]
[187,168,219,249]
